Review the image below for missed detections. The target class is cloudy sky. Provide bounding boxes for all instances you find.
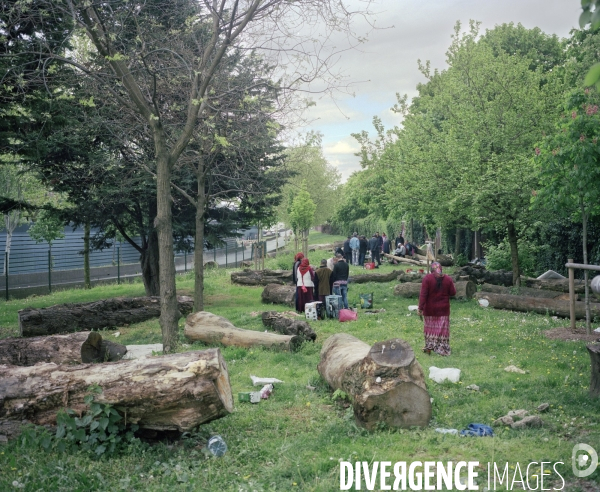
[299,0,581,181]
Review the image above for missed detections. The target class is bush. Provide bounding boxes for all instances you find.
[484,239,538,276]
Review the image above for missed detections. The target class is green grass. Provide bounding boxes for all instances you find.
[1,243,599,491]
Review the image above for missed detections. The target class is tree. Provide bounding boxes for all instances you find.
[289,183,316,254]
[535,89,600,333]
[3,0,372,352]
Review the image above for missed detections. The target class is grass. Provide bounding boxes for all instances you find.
[1,238,599,491]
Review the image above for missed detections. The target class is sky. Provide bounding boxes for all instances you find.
[300,0,582,181]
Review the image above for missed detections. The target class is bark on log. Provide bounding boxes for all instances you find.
[18,296,194,337]
[0,332,127,366]
[587,343,600,398]
[0,349,233,438]
[382,253,423,266]
[414,253,453,267]
[394,281,475,300]
[453,281,477,300]
[453,266,514,286]
[474,292,600,319]
[520,277,586,294]
[349,270,404,284]
[185,311,302,351]
[261,283,296,307]
[261,311,316,340]
[230,269,293,286]
[393,283,422,298]
[317,334,431,429]
[480,283,576,300]
[397,272,426,283]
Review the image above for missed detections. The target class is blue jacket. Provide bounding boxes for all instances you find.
[349,237,359,250]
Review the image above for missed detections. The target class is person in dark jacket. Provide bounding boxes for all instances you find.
[342,236,352,264]
[417,262,456,355]
[315,259,332,304]
[395,234,405,248]
[376,233,383,265]
[368,234,380,267]
[292,252,304,286]
[330,254,350,309]
[358,235,368,266]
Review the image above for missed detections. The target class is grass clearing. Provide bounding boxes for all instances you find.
[1,238,599,491]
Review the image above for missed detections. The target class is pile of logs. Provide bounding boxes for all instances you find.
[318,334,431,429]
[230,269,293,286]
[19,296,194,337]
[452,265,513,287]
[393,280,476,300]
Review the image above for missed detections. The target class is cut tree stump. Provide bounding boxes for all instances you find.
[454,281,477,300]
[185,311,302,351]
[261,311,316,340]
[349,270,404,284]
[0,349,233,439]
[474,292,600,319]
[19,296,194,337]
[480,283,576,300]
[587,344,600,398]
[230,269,293,286]
[0,332,127,366]
[261,283,296,307]
[317,334,431,429]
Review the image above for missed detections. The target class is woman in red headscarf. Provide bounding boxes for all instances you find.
[295,257,315,313]
[417,261,456,355]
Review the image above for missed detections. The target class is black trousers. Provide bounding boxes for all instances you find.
[371,249,380,265]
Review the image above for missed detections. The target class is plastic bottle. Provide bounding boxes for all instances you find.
[207,435,227,457]
[259,383,273,399]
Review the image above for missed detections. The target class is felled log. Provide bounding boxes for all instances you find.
[204,261,218,269]
[349,270,404,284]
[230,269,293,286]
[521,277,586,294]
[0,349,233,438]
[317,334,431,429]
[474,292,600,319]
[261,283,296,307]
[587,344,600,398]
[393,282,422,298]
[308,243,333,251]
[394,281,474,300]
[185,311,302,351]
[0,332,127,366]
[454,281,477,300]
[261,311,316,341]
[382,253,422,266]
[18,296,194,337]
[397,272,426,283]
[453,266,514,286]
[481,283,576,300]
[414,253,453,267]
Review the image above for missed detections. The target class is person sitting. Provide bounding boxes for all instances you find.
[390,244,406,264]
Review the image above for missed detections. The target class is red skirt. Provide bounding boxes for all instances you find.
[423,315,451,356]
[296,287,314,313]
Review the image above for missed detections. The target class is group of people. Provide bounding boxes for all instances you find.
[292,249,456,357]
[292,252,350,313]
[340,232,416,267]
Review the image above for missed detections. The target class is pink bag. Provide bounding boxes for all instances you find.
[339,309,357,322]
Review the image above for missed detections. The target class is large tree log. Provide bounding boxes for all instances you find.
[349,270,404,284]
[261,311,316,340]
[19,296,194,337]
[394,281,475,300]
[414,253,453,267]
[474,292,600,319]
[520,277,587,294]
[0,332,127,366]
[397,272,426,283]
[317,334,431,429]
[0,349,233,438]
[587,344,600,398]
[185,311,302,351]
[261,283,296,307]
[453,266,514,286]
[481,283,576,300]
[382,253,423,266]
[230,269,293,286]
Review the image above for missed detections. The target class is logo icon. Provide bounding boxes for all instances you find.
[572,443,598,478]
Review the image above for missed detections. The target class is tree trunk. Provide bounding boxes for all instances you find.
[83,220,91,289]
[0,349,233,439]
[454,228,462,258]
[155,141,179,353]
[185,311,302,351]
[507,221,521,287]
[0,332,126,366]
[261,283,296,307]
[194,159,206,312]
[317,334,431,429]
[302,228,309,257]
[587,343,600,398]
[582,203,591,334]
[19,296,194,337]
[261,311,317,340]
[480,283,576,300]
[349,269,405,284]
[382,253,422,266]
[230,269,293,286]
[474,292,600,319]
[414,253,453,267]
[410,218,414,243]
[140,229,160,296]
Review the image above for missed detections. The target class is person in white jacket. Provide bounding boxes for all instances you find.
[296,258,315,313]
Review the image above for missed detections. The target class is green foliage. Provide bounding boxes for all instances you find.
[484,239,539,277]
[19,385,139,458]
[289,182,316,233]
[27,210,65,246]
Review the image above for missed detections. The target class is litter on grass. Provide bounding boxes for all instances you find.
[504,365,526,374]
[460,424,494,437]
[478,299,489,307]
[250,375,284,386]
[435,428,458,435]
[429,367,461,384]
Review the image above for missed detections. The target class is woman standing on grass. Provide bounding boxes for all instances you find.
[417,261,456,355]
[296,257,315,313]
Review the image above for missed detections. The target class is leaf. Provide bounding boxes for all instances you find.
[90,420,100,431]
[95,445,106,456]
[99,417,109,431]
[584,63,600,87]
[582,0,592,8]
[592,7,600,29]
[55,425,66,439]
[580,9,592,28]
